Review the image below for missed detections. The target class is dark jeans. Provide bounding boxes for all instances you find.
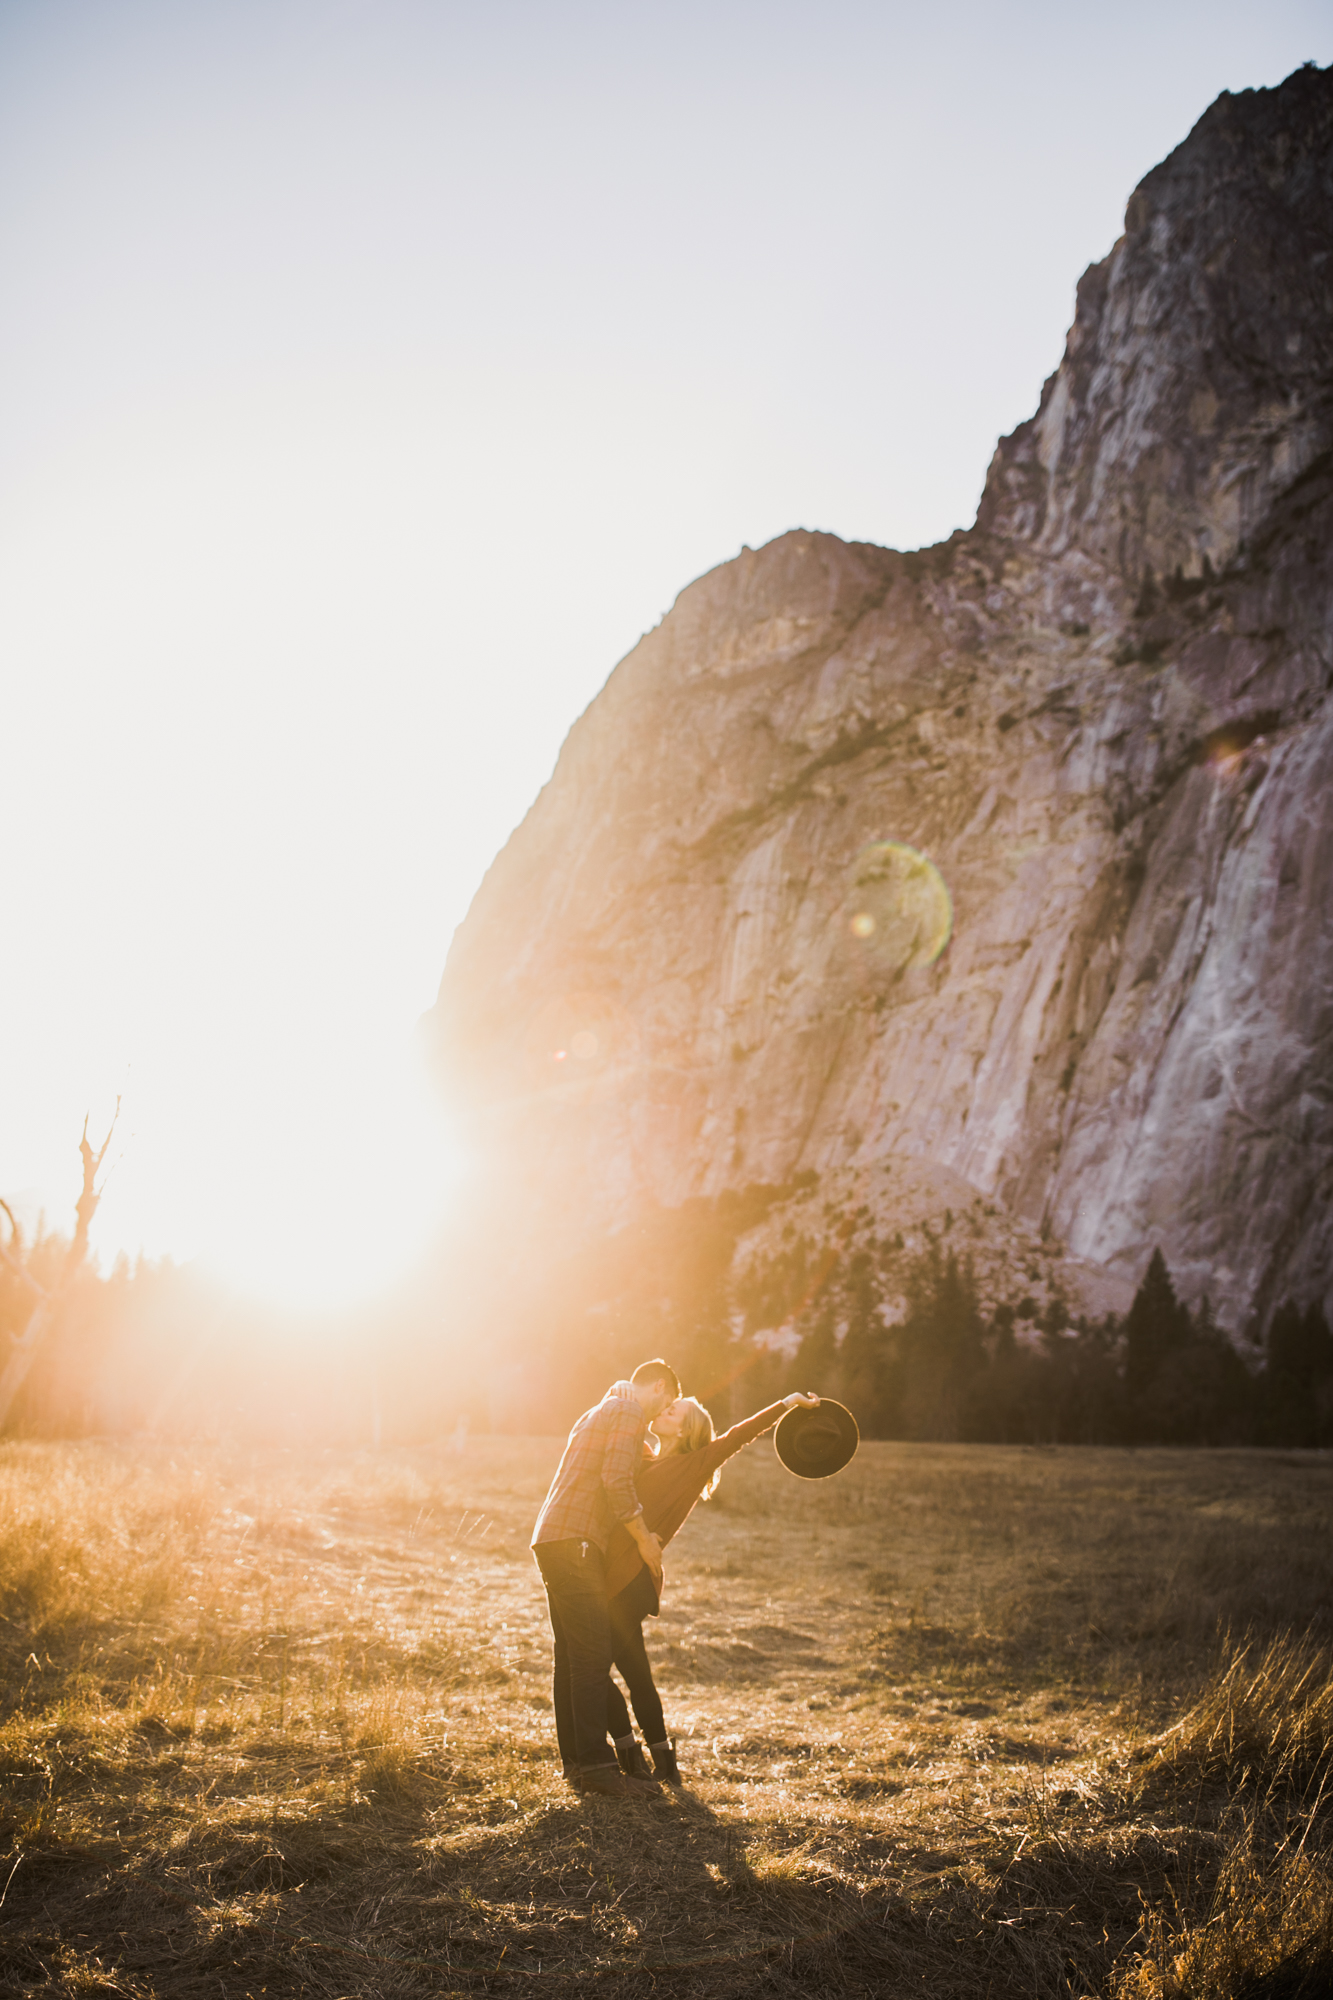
[533,1539,617,1770]
[604,1565,666,1745]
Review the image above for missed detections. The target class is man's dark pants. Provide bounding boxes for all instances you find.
[533,1538,617,1771]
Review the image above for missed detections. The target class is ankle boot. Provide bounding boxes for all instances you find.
[616,1738,657,1782]
[651,1741,681,1787]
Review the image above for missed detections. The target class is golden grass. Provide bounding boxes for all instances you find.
[1,1437,1331,1997]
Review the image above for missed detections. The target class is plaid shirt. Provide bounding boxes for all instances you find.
[531,1381,648,1553]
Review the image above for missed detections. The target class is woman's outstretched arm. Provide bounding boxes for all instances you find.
[696,1391,821,1473]
[604,1393,820,1596]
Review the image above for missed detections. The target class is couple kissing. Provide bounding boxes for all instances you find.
[530,1359,820,1799]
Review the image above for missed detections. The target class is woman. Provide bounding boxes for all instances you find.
[600,1387,819,1785]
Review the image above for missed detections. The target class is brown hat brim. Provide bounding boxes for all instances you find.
[775,1400,859,1479]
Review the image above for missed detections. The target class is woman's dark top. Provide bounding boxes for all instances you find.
[602,1401,786,1611]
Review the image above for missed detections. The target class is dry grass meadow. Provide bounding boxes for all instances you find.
[2,1435,1332,1999]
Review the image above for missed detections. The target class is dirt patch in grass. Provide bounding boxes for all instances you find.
[1,1438,1331,1996]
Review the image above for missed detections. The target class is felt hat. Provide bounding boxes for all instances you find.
[775,1399,859,1479]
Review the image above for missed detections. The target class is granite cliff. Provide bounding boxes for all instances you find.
[428,64,1333,1343]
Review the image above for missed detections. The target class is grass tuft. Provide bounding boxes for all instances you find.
[1150,1634,1333,1805]
[1117,1639,1333,2000]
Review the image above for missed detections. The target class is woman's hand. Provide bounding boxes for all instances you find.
[626,1512,665,1583]
[783,1391,821,1408]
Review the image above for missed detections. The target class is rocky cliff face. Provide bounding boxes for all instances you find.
[429,64,1333,1337]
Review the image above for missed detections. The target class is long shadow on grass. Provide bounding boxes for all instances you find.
[0,1738,1174,2000]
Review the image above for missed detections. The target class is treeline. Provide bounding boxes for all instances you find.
[0,1225,392,1443]
[528,1185,1332,1449]
[771,1243,1333,1447]
[4,1170,1330,1448]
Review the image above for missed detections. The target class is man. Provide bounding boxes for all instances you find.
[531,1358,680,1798]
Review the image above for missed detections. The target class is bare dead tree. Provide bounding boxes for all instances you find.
[0,1102,120,1432]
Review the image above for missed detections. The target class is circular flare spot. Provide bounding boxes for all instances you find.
[525,989,639,1082]
[845,841,952,969]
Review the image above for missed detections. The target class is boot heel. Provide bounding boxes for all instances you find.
[616,1739,657,1782]
[651,1740,682,1787]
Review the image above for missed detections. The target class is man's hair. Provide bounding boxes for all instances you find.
[631,1357,681,1398]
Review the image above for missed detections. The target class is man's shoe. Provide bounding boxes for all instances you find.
[561,1763,586,1791]
[616,1739,659,1783]
[651,1742,682,1787]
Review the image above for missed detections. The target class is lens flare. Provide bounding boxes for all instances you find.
[526,990,637,1081]
[845,841,952,970]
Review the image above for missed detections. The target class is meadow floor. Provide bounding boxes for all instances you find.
[2,1438,1332,1999]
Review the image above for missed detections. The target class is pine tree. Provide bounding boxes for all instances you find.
[1123,1249,1190,1400]
[1150,1291,1253,1445]
[1264,1297,1333,1445]
[1268,1298,1333,1391]
[899,1249,984,1440]
[839,1247,897,1435]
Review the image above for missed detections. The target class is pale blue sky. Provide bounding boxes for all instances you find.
[1,0,1327,1295]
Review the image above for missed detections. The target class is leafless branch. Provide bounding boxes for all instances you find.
[0,1103,121,1427]
[68,1097,120,1279]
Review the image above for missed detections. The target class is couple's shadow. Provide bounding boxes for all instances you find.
[533,1767,763,1899]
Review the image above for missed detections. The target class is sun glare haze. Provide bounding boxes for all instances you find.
[1,0,1327,1304]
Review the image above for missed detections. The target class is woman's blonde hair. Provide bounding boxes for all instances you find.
[672,1396,721,1498]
